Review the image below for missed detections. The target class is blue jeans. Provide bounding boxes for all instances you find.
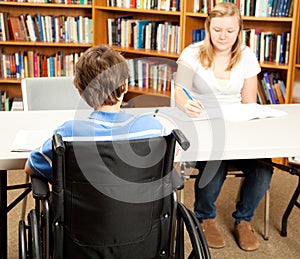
[194,159,273,224]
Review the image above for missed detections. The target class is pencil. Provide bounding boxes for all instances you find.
[182,87,194,100]
[182,87,205,110]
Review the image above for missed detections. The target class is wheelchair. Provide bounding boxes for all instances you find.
[19,130,211,259]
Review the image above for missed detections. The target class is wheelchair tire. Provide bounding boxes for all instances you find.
[186,208,211,259]
[28,209,43,259]
[19,220,28,259]
[177,203,211,259]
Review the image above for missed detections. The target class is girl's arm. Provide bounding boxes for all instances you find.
[241,75,258,103]
[175,62,204,117]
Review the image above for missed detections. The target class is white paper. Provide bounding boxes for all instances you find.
[157,106,220,121]
[11,129,54,152]
[157,103,287,122]
[221,103,288,122]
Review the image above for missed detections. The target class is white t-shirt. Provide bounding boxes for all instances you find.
[177,41,261,107]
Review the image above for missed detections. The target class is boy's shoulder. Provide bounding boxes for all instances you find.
[133,113,162,125]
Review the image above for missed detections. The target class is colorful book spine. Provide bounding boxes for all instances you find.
[263,72,277,104]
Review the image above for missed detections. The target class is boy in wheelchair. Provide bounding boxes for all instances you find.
[21,44,211,259]
[24,45,167,182]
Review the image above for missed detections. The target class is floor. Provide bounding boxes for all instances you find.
[6,167,300,258]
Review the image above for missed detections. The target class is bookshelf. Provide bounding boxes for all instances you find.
[93,0,183,57]
[1,0,300,108]
[0,1,92,103]
[92,0,183,104]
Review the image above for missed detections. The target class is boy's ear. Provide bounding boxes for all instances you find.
[123,80,128,94]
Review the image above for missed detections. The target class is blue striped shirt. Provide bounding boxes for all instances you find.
[27,110,167,181]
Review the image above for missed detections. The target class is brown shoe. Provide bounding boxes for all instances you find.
[201,219,225,248]
[234,221,259,251]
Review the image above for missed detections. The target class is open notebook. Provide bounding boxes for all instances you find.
[159,103,288,122]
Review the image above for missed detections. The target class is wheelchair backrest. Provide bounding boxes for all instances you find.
[51,134,179,258]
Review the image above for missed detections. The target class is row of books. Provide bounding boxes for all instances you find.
[0,52,177,93]
[192,28,206,43]
[191,28,290,65]
[1,90,24,112]
[257,71,286,104]
[193,0,293,17]
[0,12,93,43]
[108,17,181,54]
[0,0,92,4]
[107,0,181,11]
[242,0,293,17]
[243,29,290,64]
[0,50,83,79]
[127,58,177,91]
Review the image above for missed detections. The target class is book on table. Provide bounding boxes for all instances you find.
[158,103,288,122]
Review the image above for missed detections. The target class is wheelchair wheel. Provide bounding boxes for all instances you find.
[19,220,28,259]
[186,209,211,259]
[177,203,211,259]
[28,209,43,259]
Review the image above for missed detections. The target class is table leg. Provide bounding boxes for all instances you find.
[281,176,300,237]
[265,161,300,237]
[0,170,7,259]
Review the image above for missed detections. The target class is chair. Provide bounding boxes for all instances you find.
[21,76,90,111]
[19,130,211,259]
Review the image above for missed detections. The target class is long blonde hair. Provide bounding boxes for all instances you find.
[199,2,243,70]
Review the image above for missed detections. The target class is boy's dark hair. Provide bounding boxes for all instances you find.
[73,45,129,108]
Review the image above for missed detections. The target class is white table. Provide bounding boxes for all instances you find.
[0,109,78,259]
[167,104,300,162]
[1,105,300,168]
[1,104,300,258]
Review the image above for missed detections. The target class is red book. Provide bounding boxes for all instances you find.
[269,36,274,62]
[130,0,136,8]
[8,16,26,41]
[10,54,16,78]
[207,0,214,14]
[33,52,39,77]
[19,14,30,41]
[42,55,48,77]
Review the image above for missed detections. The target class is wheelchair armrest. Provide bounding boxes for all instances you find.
[31,175,50,200]
[172,129,190,151]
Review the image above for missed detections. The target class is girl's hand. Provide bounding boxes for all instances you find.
[183,100,204,117]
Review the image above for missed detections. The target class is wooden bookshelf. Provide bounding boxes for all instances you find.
[1,0,300,107]
[0,2,92,98]
[92,0,183,101]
